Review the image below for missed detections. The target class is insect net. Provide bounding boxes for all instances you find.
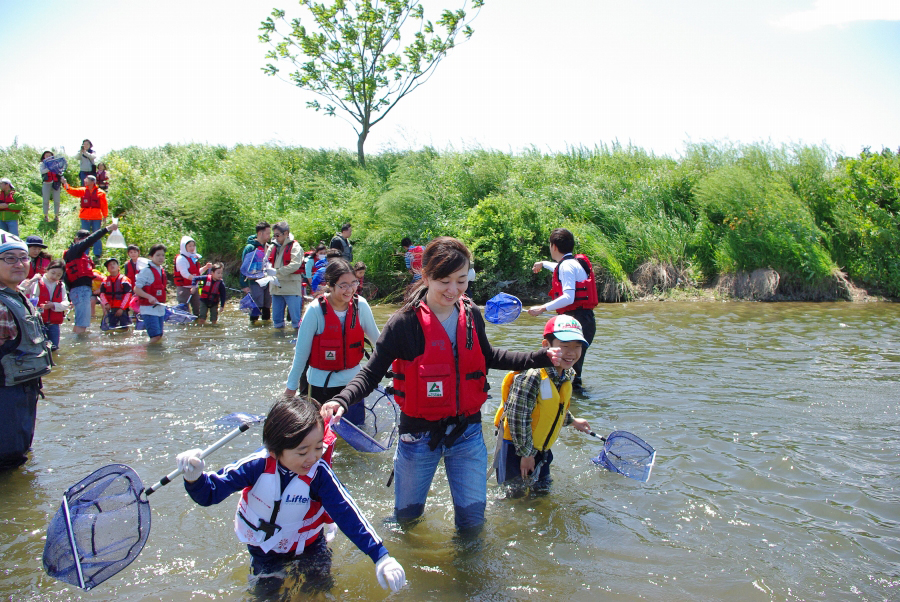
[591,431,657,483]
[42,464,150,590]
[164,305,197,324]
[485,293,522,325]
[239,293,260,316]
[331,385,399,452]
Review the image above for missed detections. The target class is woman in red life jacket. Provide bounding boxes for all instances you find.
[321,238,564,531]
[95,162,110,191]
[99,258,134,329]
[284,259,380,426]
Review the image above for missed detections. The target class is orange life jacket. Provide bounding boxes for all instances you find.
[390,297,488,421]
[37,280,65,325]
[308,296,366,373]
[549,254,599,312]
[100,274,131,309]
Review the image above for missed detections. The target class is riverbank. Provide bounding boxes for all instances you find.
[2,142,898,303]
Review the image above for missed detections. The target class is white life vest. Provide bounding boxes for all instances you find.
[234,455,332,554]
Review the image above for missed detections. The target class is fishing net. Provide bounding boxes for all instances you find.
[164,305,196,324]
[331,386,399,453]
[42,464,150,590]
[43,157,68,175]
[592,431,657,483]
[485,293,522,324]
[239,293,260,316]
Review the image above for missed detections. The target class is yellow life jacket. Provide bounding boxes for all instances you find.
[493,368,572,452]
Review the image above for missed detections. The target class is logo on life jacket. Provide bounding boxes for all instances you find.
[324,350,336,361]
[284,494,310,504]
[427,381,444,397]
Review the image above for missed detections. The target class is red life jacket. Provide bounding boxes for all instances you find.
[80,186,101,210]
[42,170,59,183]
[0,191,18,213]
[308,296,366,372]
[37,280,65,325]
[65,254,95,282]
[28,256,50,280]
[198,275,222,304]
[124,259,139,284]
[390,297,488,421]
[173,254,199,287]
[138,265,167,306]
[100,274,131,309]
[408,245,424,272]
[549,254,599,312]
[268,241,303,275]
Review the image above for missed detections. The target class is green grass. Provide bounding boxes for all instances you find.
[2,141,897,301]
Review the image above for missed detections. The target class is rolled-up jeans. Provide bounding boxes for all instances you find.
[272,294,303,329]
[393,420,487,531]
[80,219,103,257]
[69,285,93,328]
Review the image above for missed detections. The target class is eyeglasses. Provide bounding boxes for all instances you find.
[336,280,360,291]
[0,255,30,265]
[273,231,286,238]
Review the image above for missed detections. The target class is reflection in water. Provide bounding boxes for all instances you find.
[1,301,899,600]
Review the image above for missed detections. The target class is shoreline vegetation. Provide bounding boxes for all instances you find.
[2,141,897,304]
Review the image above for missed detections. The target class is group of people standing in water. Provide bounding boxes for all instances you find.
[1,210,601,594]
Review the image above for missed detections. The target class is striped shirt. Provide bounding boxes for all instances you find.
[0,288,18,343]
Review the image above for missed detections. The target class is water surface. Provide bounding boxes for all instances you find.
[2,301,898,601]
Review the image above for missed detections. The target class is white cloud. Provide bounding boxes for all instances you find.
[773,0,900,31]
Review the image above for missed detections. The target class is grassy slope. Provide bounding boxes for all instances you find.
[2,141,897,302]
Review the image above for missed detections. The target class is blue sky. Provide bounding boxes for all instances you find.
[1,0,898,159]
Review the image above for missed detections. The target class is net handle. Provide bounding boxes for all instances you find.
[144,422,252,496]
[60,494,86,589]
[588,431,607,442]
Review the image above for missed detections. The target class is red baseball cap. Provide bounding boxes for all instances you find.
[543,315,587,344]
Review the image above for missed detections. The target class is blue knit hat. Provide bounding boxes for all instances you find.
[0,230,28,255]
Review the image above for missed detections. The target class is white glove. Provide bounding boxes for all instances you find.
[324,522,338,543]
[375,555,406,593]
[264,267,277,277]
[176,448,205,482]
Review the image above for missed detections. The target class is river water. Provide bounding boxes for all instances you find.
[1,301,899,601]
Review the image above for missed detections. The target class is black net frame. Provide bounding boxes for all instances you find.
[42,464,151,590]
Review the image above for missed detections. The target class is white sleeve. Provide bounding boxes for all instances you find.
[543,259,588,312]
[175,255,193,280]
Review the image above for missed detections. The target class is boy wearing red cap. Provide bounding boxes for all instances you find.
[492,315,592,490]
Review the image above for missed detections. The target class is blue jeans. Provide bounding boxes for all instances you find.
[393,421,487,530]
[43,323,61,349]
[143,314,164,338]
[69,285,93,328]
[80,219,103,257]
[0,220,18,236]
[272,294,303,329]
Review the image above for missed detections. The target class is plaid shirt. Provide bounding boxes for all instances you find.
[505,364,575,458]
[0,289,18,344]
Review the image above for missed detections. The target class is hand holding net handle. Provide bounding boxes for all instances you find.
[144,422,252,496]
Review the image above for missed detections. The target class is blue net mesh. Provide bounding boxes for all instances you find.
[239,293,260,316]
[164,305,196,324]
[485,293,522,324]
[592,431,656,483]
[43,464,150,590]
[331,386,398,453]
[43,157,68,175]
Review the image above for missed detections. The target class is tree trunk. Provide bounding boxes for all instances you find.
[357,126,369,167]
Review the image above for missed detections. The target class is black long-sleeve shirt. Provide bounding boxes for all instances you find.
[63,227,109,289]
[330,303,553,425]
